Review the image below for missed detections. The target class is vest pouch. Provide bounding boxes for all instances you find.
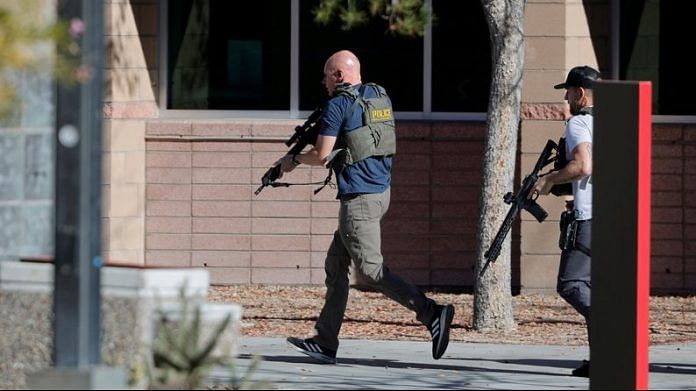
[371,122,396,157]
[363,96,393,125]
[343,125,377,164]
[363,97,395,158]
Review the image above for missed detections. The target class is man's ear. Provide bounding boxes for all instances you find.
[579,87,591,106]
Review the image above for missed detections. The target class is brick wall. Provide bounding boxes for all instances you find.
[103,0,159,264]
[127,0,695,292]
[145,120,488,286]
[146,120,696,292]
[520,121,696,294]
[652,124,696,293]
[145,119,696,293]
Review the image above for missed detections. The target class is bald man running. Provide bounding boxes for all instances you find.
[280,50,455,364]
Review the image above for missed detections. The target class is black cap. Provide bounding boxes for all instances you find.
[554,66,601,89]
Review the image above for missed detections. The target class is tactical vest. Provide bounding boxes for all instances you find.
[332,83,396,166]
[551,106,593,196]
[556,106,593,167]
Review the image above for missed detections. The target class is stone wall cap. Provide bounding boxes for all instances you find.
[1,260,210,296]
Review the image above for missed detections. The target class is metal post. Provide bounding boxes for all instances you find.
[30,1,125,388]
[53,0,104,368]
[591,80,652,389]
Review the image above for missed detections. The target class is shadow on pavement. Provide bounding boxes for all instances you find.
[238,353,572,378]
[649,363,696,375]
[454,358,583,370]
[457,358,696,376]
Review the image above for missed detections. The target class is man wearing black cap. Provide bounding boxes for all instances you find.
[531,65,600,377]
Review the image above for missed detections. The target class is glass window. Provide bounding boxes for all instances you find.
[431,0,491,112]
[298,0,424,111]
[167,0,291,110]
[165,0,491,115]
[620,0,696,115]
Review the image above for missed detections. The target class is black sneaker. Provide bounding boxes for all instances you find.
[286,337,337,364]
[428,304,454,359]
[572,360,590,377]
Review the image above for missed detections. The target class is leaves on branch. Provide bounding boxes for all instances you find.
[313,0,433,37]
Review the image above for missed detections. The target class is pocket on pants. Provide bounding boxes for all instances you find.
[338,195,383,266]
[340,194,381,222]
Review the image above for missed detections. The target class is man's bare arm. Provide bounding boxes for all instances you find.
[534,141,592,195]
[277,134,337,173]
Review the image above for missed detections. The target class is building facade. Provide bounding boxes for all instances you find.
[2,0,693,293]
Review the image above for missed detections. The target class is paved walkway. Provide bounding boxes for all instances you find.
[211,337,696,389]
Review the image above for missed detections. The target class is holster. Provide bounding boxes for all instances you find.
[559,210,578,251]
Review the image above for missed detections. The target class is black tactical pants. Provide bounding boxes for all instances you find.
[557,219,591,341]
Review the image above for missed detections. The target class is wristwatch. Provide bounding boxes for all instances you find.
[291,154,301,166]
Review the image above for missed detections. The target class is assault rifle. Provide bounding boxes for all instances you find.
[480,139,568,276]
[254,108,324,196]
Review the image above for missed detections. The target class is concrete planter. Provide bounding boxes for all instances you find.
[0,261,242,389]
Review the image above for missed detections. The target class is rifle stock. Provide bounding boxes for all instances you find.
[480,139,561,276]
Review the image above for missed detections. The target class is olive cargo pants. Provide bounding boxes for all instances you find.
[313,188,436,351]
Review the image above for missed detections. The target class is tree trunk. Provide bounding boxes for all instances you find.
[474,0,525,331]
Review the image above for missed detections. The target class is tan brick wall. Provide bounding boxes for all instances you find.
[652,125,696,292]
[141,119,695,291]
[144,121,488,286]
[103,0,159,265]
[106,0,695,293]
[520,0,606,292]
[518,0,696,294]
[517,119,696,294]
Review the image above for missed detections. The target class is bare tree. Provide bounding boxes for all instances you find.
[313,0,527,331]
[474,0,525,331]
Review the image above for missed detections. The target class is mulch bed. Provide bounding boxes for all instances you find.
[208,285,696,346]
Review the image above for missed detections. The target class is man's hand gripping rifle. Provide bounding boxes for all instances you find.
[254,108,323,196]
[480,139,566,276]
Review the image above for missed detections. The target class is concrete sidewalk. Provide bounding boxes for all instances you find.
[210,337,696,389]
